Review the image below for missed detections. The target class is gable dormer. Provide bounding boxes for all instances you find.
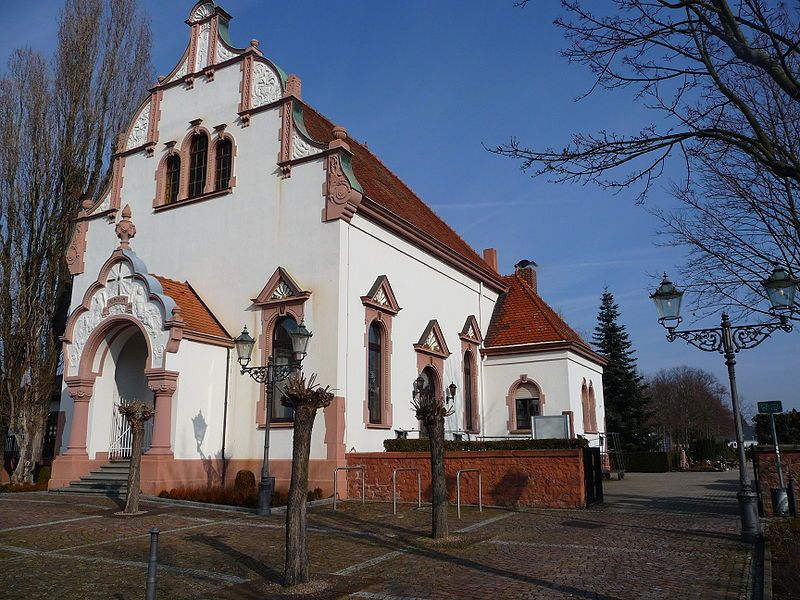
[360,275,402,316]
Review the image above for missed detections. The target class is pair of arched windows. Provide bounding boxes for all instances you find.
[163,133,233,205]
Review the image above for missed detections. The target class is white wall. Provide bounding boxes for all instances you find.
[341,215,499,452]
[482,349,605,439]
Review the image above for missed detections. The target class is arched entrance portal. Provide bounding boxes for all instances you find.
[107,328,154,459]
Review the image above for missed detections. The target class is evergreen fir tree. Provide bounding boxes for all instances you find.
[592,288,655,451]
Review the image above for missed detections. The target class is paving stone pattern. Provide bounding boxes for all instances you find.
[0,470,752,599]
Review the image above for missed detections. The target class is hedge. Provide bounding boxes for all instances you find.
[690,438,735,462]
[755,410,800,445]
[382,438,588,453]
[623,451,679,473]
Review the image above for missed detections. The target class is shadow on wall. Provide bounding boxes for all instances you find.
[192,410,226,487]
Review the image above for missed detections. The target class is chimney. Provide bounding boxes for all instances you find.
[515,259,538,294]
[482,248,498,273]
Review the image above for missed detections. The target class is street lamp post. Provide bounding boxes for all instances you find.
[234,322,312,516]
[650,267,796,540]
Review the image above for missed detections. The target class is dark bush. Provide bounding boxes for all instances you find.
[690,438,735,462]
[755,410,800,445]
[383,437,588,453]
[36,466,51,485]
[623,451,679,472]
[233,469,256,496]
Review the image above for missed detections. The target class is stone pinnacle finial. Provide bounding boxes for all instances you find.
[285,74,301,99]
[81,198,94,211]
[329,125,350,151]
[250,38,259,48]
[115,204,136,249]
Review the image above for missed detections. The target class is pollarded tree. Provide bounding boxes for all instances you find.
[593,289,655,451]
[280,373,334,587]
[412,377,454,540]
[118,401,154,515]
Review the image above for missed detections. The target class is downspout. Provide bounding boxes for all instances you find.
[478,281,486,440]
[221,347,231,486]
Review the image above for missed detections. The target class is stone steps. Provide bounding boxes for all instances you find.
[55,460,131,496]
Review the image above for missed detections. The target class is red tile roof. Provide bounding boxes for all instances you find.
[153,276,229,340]
[484,273,591,350]
[301,104,500,286]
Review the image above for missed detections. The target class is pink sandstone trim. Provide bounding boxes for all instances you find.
[145,370,179,456]
[505,374,546,434]
[362,311,393,429]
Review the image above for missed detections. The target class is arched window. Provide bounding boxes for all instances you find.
[463,351,474,431]
[587,382,598,432]
[188,133,208,197]
[164,155,180,204]
[214,138,232,190]
[272,316,298,422]
[367,322,382,424]
[515,382,540,431]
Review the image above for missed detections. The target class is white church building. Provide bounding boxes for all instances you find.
[50,1,606,494]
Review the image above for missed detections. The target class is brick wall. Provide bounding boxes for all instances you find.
[345,450,588,509]
[754,446,800,516]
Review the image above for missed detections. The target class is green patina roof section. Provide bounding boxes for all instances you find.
[218,19,234,46]
[293,102,320,143]
[270,60,288,86]
[340,153,363,194]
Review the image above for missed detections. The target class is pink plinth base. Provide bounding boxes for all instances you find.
[49,454,107,490]
[49,454,348,497]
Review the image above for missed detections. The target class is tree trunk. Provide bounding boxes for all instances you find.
[124,421,145,514]
[428,416,448,540]
[284,404,314,587]
[11,405,47,484]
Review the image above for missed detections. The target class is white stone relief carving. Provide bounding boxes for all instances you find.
[95,194,111,213]
[216,41,235,63]
[425,331,441,352]
[467,324,477,339]
[292,131,322,160]
[170,59,188,82]
[126,102,150,150]
[250,62,281,107]
[372,288,389,307]
[270,281,293,300]
[196,22,210,70]
[66,261,169,376]
[192,2,213,22]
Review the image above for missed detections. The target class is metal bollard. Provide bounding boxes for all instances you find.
[788,474,798,518]
[145,527,159,600]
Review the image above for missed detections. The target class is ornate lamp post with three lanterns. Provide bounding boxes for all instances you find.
[234,322,313,516]
[650,266,797,539]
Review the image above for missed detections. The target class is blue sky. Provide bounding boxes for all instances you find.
[3,1,797,413]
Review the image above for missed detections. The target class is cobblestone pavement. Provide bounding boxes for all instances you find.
[0,470,753,599]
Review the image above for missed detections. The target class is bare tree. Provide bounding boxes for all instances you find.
[0,0,152,484]
[280,373,334,587]
[497,1,800,317]
[118,401,154,514]
[647,366,734,448]
[412,379,454,540]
